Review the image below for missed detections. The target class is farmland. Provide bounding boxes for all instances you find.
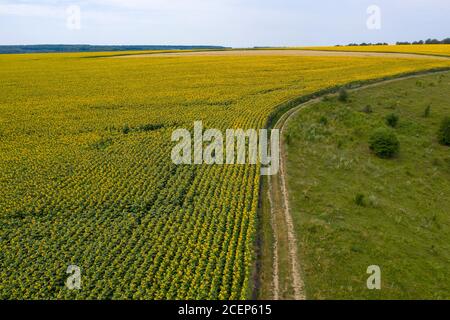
[283,72,450,299]
[297,44,450,57]
[1,51,450,299]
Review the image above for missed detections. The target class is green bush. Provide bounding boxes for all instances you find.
[369,128,400,158]
[338,88,348,102]
[355,194,365,206]
[438,117,450,146]
[362,105,373,114]
[122,124,130,134]
[319,116,328,126]
[423,105,431,118]
[385,113,399,128]
[138,123,164,132]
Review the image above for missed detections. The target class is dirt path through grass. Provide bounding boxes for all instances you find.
[268,69,450,300]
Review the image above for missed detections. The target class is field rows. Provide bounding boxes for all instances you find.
[1,52,449,299]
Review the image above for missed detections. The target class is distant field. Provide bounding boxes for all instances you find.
[284,72,450,299]
[117,49,448,60]
[297,44,450,57]
[1,52,450,299]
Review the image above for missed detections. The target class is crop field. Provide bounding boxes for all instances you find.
[1,52,450,299]
[297,44,450,57]
[284,72,450,299]
[114,49,447,60]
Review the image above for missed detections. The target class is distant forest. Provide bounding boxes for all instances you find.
[0,45,228,54]
[338,38,450,47]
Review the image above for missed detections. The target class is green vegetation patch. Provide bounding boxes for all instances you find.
[369,128,400,158]
[438,117,450,146]
[285,72,450,299]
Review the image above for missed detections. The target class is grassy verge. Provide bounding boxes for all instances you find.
[284,71,450,299]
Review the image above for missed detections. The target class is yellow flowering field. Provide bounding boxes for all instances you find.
[297,44,450,57]
[0,52,449,299]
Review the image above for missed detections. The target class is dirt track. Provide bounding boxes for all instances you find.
[115,49,448,60]
[269,69,450,300]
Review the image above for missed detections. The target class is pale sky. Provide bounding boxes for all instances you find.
[0,0,449,47]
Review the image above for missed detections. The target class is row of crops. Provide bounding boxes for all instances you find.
[1,51,449,299]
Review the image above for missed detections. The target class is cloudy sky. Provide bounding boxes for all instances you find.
[0,0,448,47]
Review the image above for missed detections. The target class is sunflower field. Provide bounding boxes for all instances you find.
[0,52,449,299]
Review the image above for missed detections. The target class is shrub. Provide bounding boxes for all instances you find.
[362,105,373,114]
[385,113,399,128]
[369,128,400,158]
[438,117,450,146]
[319,116,328,126]
[355,193,365,206]
[138,123,164,132]
[122,124,130,134]
[423,105,431,118]
[338,88,348,102]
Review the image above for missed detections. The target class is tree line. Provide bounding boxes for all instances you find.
[336,38,450,47]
